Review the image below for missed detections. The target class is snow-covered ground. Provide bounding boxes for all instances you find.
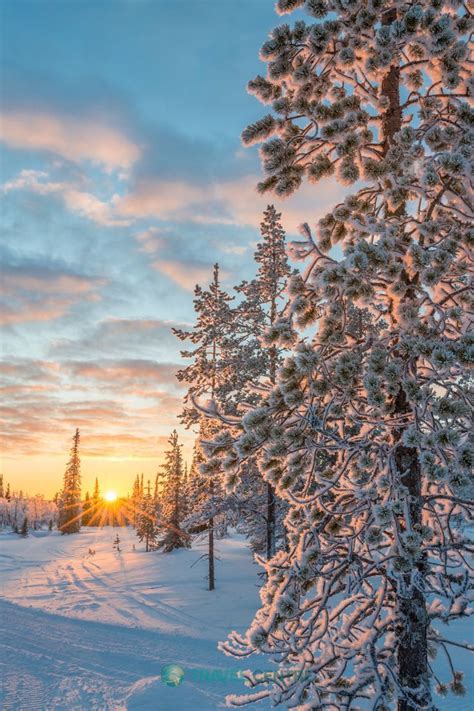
[0,527,271,710]
[0,527,472,710]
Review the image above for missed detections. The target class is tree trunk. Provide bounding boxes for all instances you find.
[266,482,276,560]
[395,438,430,711]
[208,516,215,591]
[209,478,215,590]
[380,8,430,708]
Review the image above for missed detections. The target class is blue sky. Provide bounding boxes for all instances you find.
[0,0,337,496]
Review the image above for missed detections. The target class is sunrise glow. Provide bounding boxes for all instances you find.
[104,490,118,503]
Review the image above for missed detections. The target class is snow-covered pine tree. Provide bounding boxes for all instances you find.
[158,430,190,553]
[183,439,217,537]
[135,479,159,552]
[84,476,101,527]
[181,461,190,520]
[131,474,141,527]
[173,263,237,424]
[20,516,28,537]
[233,205,292,559]
[217,2,473,709]
[0,474,4,498]
[82,491,92,526]
[58,428,82,535]
[92,477,100,503]
[174,264,238,588]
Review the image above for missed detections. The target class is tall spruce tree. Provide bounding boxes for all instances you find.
[235,205,292,559]
[173,263,237,423]
[136,479,159,552]
[158,430,190,553]
[216,2,473,709]
[174,264,237,588]
[92,477,100,504]
[58,428,82,535]
[82,491,92,526]
[131,474,142,527]
[90,477,102,526]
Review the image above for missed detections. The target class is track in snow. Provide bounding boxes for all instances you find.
[0,597,259,711]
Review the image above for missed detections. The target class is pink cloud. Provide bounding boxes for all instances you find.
[2,170,131,227]
[66,359,180,386]
[115,174,342,233]
[152,259,227,291]
[4,167,340,233]
[0,294,95,326]
[1,271,106,296]
[0,111,141,171]
[117,180,205,219]
[63,188,131,226]
[0,265,106,325]
[134,227,166,254]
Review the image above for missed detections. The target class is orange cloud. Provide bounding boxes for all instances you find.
[0,110,141,171]
[66,359,180,387]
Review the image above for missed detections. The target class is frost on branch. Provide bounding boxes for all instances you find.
[213,1,474,709]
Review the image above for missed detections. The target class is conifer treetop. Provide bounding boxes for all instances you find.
[243,0,471,196]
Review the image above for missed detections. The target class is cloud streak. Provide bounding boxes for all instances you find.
[0,110,141,171]
[0,257,107,326]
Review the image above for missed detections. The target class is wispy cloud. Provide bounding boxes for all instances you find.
[152,259,227,291]
[0,356,185,461]
[0,110,141,171]
[0,255,107,326]
[134,227,166,254]
[115,174,341,233]
[2,169,131,227]
[66,358,180,389]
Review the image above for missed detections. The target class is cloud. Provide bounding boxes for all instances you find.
[50,317,184,359]
[2,169,131,227]
[62,189,131,226]
[116,180,205,220]
[65,358,181,389]
[0,110,141,171]
[0,256,107,326]
[114,174,342,233]
[3,166,341,234]
[134,227,166,254]
[1,263,106,296]
[0,294,97,326]
[152,259,225,291]
[0,356,186,460]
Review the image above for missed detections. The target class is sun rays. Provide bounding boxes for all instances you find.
[57,494,190,542]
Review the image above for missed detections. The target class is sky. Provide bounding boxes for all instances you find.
[0,0,338,498]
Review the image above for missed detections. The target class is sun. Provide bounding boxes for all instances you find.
[104,490,118,503]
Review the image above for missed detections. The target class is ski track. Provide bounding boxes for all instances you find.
[0,528,471,710]
[0,529,272,710]
[0,597,215,710]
